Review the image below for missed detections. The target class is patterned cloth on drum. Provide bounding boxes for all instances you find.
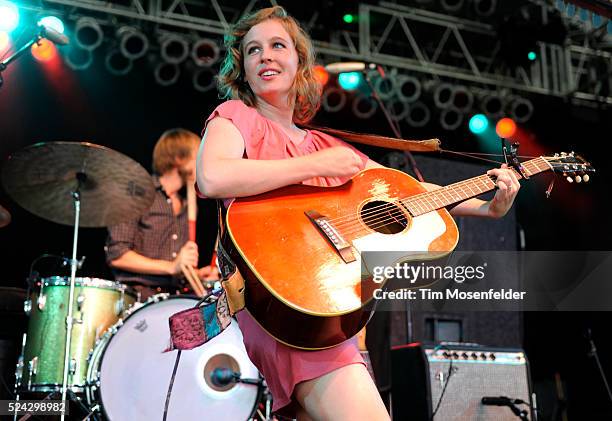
[87,294,261,421]
[21,277,136,392]
[166,290,232,351]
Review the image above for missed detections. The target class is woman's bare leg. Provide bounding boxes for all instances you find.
[294,363,390,421]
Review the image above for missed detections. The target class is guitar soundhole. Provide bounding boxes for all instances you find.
[361,201,408,234]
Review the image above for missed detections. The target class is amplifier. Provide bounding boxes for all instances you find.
[392,344,533,421]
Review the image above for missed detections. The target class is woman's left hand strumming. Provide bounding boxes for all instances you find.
[487,163,521,218]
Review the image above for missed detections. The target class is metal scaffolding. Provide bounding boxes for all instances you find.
[20,0,612,104]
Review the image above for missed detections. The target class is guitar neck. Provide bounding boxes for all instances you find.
[403,157,552,216]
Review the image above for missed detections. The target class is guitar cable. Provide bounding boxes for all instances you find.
[430,344,454,421]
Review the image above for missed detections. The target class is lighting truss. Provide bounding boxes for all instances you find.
[18,0,612,104]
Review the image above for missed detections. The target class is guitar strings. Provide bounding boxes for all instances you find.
[327,173,498,230]
[323,159,545,238]
[326,157,545,228]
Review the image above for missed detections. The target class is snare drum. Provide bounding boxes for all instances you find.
[21,277,136,392]
[87,294,261,421]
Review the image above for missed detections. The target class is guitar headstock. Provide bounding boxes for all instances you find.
[544,152,595,183]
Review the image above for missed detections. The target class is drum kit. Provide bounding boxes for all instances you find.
[1,142,268,420]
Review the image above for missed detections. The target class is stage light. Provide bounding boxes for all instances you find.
[352,94,377,119]
[0,31,9,51]
[191,38,219,67]
[75,17,103,51]
[473,0,496,17]
[469,114,489,134]
[527,51,537,61]
[0,1,19,32]
[509,97,534,123]
[451,85,474,113]
[118,26,148,60]
[496,118,517,138]
[39,16,64,34]
[387,98,409,122]
[313,65,329,86]
[192,67,216,92]
[105,49,132,76]
[440,108,463,130]
[65,47,92,70]
[396,76,421,103]
[321,87,347,112]
[338,72,360,91]
[374,74,397,100]
[154,62,180,86]
[481,93,505,118]
[433,83,454,109]
[405,102,431,128]
[343,14,355,24]
[160,35,188,64]
[31,38,56,62]
[440,0,464,12]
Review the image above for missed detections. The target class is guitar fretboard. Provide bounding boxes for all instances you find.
[403,157,552,216]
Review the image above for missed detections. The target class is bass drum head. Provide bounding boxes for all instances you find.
[91,296,260,421]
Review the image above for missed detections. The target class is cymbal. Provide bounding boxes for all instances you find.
[0,204,10,228]
[1,141,155,227]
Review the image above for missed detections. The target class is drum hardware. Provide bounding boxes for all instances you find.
[36,294,46,311]
[3,142,155,420]
[77,293,86,311]
[23,300,31,316]
[20,278,136,393]
[26,358,37,391]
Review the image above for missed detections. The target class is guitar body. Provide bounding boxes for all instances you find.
[221,153,595,349]
[224,167,459,349]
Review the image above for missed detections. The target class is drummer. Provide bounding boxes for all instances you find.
[105,128,218,301]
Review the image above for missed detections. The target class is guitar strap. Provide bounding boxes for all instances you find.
[165,201,246,352]
[215,199,246,315]
[300,124,441,152]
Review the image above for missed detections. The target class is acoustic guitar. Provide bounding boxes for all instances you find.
[222,153,593,349]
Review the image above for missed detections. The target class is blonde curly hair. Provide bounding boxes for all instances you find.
[217,6,321,124]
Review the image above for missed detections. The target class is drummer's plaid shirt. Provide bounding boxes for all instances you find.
[105,176,189,287]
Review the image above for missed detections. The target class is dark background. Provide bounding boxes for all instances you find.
[1,8,612,419]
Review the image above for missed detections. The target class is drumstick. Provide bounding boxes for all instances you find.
[181,263,205,296]
[183,182,207,296]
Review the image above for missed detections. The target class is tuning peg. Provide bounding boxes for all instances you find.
[575,175,582,183]
[583,174,590,182]
[566,176,574,183]
[561,152,567,157]
[554,153,559,158]
[570,151,575,157]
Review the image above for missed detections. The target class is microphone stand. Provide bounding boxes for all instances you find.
[361,67,423,344]
[0,26,53,89]
[586,328,612,405]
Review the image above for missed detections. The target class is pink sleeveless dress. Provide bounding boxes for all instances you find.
[204,100,369,416]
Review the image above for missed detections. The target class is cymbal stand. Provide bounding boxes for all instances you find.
[59,173,86,421]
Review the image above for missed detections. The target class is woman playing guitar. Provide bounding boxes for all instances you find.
[196,6,519,420]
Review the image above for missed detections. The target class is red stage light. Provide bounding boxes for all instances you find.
[496,117,517,138]
[31,38,56,62]
[313,64,329,86]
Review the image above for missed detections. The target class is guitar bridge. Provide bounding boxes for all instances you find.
[305,210,356,263]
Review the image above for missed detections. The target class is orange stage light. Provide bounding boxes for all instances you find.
[313,65,329,86]
[31,38,56,62]
[496,117,517,138]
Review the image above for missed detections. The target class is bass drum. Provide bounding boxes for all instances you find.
[87,294,261,421]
